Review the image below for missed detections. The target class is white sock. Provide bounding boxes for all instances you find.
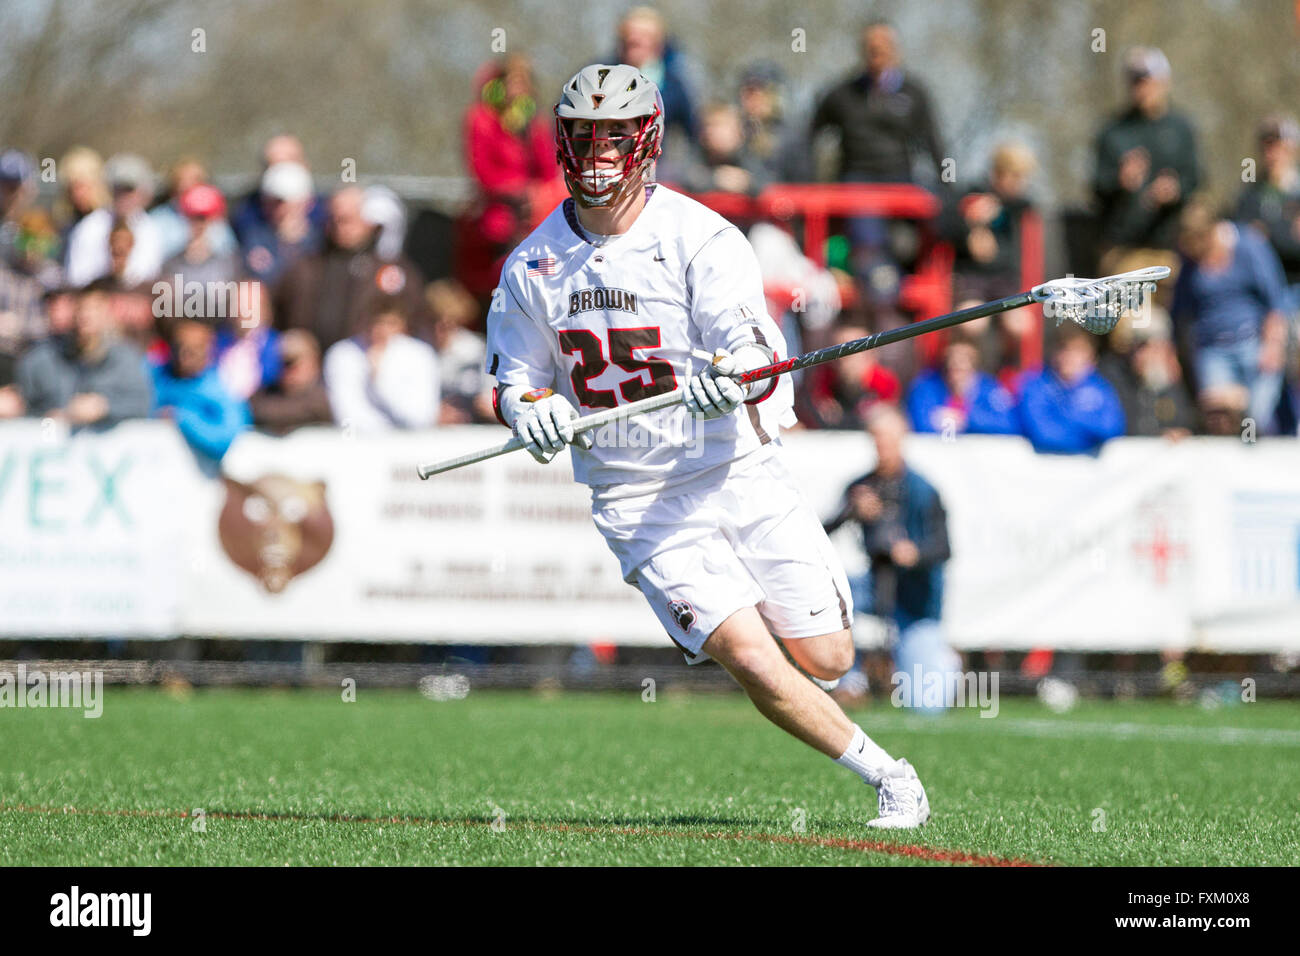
[834,724,895,788]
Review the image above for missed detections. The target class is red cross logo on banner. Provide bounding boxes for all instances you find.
[1132,517,1188,587]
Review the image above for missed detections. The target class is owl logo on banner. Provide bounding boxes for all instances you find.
[218,474,335,593]
[667,599,696,633]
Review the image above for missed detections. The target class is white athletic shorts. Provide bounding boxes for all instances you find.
[591,447,854,663]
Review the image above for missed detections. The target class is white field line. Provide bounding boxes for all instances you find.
[868,715,1300,747]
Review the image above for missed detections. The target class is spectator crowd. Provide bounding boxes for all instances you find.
[0,135,492,464]
[3,7,1300,470]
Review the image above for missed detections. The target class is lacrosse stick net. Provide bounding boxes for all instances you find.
[1031,265,1170,335]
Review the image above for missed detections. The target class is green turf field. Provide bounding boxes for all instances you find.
[1,687,1297,866]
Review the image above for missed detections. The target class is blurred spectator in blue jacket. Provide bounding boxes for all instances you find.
[233,158,323,286]
[1019,323,1126,453]
[230,136,327,244]
[824,404,955,707]
[824,403,951,629]
[1173,197,1290,432]
[614,7,698,141]
[908,333,1019,436]
[152,316,250,463]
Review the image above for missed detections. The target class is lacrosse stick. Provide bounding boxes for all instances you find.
[416,266,1168,478]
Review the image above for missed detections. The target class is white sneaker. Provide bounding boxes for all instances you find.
[865,758,931,829]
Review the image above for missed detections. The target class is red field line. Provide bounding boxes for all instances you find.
[0,802,1043,866]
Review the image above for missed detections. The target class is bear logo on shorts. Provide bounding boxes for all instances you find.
[667,599,696,633]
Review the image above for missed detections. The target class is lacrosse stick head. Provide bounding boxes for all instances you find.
[1032,266,1171,335]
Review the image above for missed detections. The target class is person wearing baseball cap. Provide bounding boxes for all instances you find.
[0,149,34,184]
[360,184,407,262]
[260,160,314,204]
[229,136,328,280]
[0,150,35,212]
[1122,45,1171,85]
[1093,46,1200,266]
[149,158,239,263]
[104,153,155,196]
[236,159,324,286]
[0,149,37,267]
[161,183,241,290]
[179,183,226,220]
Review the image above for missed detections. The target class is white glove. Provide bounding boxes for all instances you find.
[683,349,745,420]
[684,347,773,419]
[501,386,593,464]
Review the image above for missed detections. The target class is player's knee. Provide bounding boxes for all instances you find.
[802,655,852,682]
[788,630,855,681]
[821,630,856,678]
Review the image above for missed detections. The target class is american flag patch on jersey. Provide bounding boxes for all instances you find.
[526,257,558,277]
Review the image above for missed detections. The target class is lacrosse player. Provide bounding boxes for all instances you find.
[485,63,929,828]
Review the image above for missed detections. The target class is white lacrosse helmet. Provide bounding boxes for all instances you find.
[555,63,665,206]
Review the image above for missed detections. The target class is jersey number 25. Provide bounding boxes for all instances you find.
[558,327,678,409]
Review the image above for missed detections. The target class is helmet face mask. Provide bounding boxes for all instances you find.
[556,113,660,206]
[554,63,664,207]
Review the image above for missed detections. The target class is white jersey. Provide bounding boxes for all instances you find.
[486,184,796,501]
